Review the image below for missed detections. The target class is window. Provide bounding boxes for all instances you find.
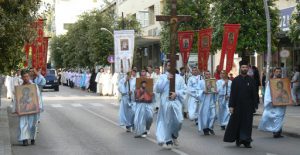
[137,11,149,27]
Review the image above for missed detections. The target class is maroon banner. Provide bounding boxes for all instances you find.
[218,24,241,73]
[24,44,30,67]
[42,37,49,76]
[31,43,37,69]
[178,31,194,65]
[198,28,213,72]
[36,19,44,70]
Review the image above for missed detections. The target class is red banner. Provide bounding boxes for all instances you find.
[36,19,44,70]
[31,43,37,69]
[178,31,194,65]
[24,44,30,67]
[198,28,213,72]
[42,37,49,76]
[218,24,241,73]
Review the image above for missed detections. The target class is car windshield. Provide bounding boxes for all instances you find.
[47,70,56,75]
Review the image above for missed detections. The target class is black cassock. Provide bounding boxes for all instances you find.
[223,75,258,143]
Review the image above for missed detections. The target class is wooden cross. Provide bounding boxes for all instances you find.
[156,0,192,94]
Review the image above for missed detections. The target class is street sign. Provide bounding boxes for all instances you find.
[107,55,114,63]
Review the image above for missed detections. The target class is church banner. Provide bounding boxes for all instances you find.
[218,24,240,73]
[24,44,30,67]
[198,28,213,72]
[36,19,44,70]
[178,31,194,65]
[114,30,135,73]
[42,37,49,75]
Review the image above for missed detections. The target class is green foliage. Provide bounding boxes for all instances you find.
[50,9,140,69]
[289,3,300,42]
[160,0,211,54]
[0,0,41,74]
[211,0,280,54]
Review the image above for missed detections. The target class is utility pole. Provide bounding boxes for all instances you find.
[264,0,272,82]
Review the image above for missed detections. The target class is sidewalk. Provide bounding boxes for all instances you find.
[0,98,12,155]
[253,102,300,138]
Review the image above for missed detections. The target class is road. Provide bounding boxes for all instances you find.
[8,86,300,155]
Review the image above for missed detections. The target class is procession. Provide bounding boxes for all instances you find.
[1,0,300,155]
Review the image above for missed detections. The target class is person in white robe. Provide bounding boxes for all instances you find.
[85,71,91,90]
[133,74,153,138]
[102,69,112,96]
[95,68,104,95]
[155,62,187,149]
[5,74,14,99]
[187,67,201,123]
[16,70,42,146]
[258,67,287,138]
[216,70,231,130]
[119,70,136,131]
[198,70,217,135]
[152,66,161,112]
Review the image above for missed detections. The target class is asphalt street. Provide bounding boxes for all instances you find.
[7,86,300,155]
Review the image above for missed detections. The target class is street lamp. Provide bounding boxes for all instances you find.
[100,28,114,73]
[100,28,113,37]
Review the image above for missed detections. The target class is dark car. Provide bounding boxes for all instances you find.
[43,69,59,91]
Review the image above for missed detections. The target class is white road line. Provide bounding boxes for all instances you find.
[90,103,104,107]
[82,107,189,155]
[71,104,83,107]
[51,104,63,108]
[266,153,278,155]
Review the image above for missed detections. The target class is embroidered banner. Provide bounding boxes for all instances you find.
[198,28,213,72]
[219,24,241,73]
[178,31,194,65]
[114,30,135,73]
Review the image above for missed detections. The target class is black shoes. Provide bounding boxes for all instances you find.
[236,140,252,148]
[273,134,284,138]
[243,143,252,148]
[203,129,210,135]
[31,139,35,145]
[208,129,215,135]
[221,126,226,130]
[22,140,29,146]
[235,141,241,147]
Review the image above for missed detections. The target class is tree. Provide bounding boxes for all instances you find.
[0,0,42,74]
[289,2,300,43]
[50,9,141,69]
[160,0,212,54]
[211,0,280,57]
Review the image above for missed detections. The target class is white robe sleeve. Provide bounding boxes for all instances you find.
[155,74,168,94]
[175,75,187,102]
[118,77,127,95]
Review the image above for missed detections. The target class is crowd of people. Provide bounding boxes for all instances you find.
[2,62,299,149]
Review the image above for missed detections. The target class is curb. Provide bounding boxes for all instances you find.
[0,98,12,155]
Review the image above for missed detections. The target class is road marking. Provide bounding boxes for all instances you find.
[266,153,278,155]
[82,107,189,155]
[51,104,63,108]
[90,103,104,107]
[71,104,83,107]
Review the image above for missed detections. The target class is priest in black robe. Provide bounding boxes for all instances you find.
[223,60,258,148]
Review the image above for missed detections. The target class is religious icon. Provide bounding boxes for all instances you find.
[120,39,129,51]
[205,79,216,93]
[202,36,209,48]
[270,78,293,106]
[228,32,234,44]
[15,84,40,116]
[183,38,189,49]
[135,78,153,103]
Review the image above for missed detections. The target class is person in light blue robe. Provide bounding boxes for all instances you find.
[155,62,187,148]
[80,71,87,89]
[198,71,217,135]
[18,70,42,146]
[258,67,287,138]
[118,70,136,132]
[133,72,153,138]
[32,69,46,122]
[187,67,201,122]
[216,70,231,130]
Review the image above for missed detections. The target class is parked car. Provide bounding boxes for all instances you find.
[43,69,59,91]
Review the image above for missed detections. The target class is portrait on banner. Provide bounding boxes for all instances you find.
[270,78,293,106]
[228,32,234,44]
[120,39,129,51]
[202,36,209,48]
[205,79,216,93]
[183,38,189,49]
[135,78,153,103]
[15,84,40,116]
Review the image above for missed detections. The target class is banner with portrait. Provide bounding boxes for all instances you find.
[135,78,153,103]
[15,84,40,116]
[198,28,213,72]
[178,31,194,65]
[218,24,240,73]
[270,78,293,106]
[114,30,135,73]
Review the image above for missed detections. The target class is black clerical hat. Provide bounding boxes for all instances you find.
[239,60,248,67]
